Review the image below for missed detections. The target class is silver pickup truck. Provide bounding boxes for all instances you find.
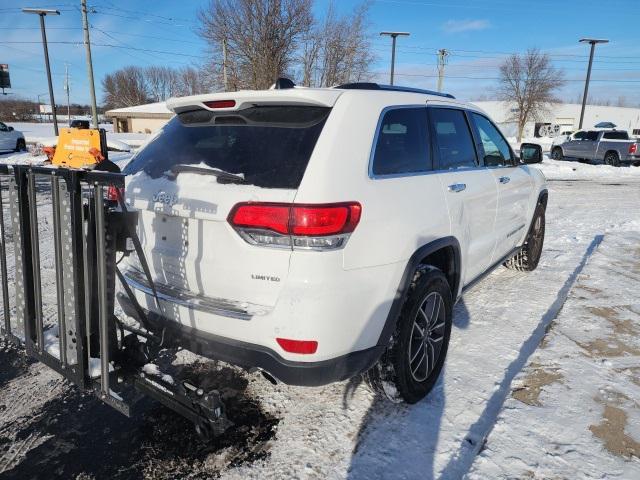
[551,129,640,166]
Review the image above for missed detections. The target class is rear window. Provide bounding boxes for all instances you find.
[124,106,330,189]
[603,131,629,140]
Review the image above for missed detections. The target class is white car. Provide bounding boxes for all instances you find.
[0,121,26,152]
[118,82,548,404]
[551,130,574,149]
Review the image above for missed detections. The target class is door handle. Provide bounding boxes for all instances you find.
[499,176,510,184]
[448,183,466,193]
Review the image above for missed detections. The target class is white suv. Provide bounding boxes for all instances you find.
[118,83,547,404]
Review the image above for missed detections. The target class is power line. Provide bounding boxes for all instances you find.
[91,26,164,63]
[0,41,207,59]
[370,41,640,61]
[91,10,195,27]
[370,71,640,83]
[98,2,197,24]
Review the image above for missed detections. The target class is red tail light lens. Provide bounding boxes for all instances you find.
[106,185,124,202]
[230,204,290,234]
[276,338,318,354]
[203,100,236,109]
[291,204,361,236]
[630,144,637,154]
[228,202,361,250]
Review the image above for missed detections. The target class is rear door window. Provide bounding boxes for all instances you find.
[430,108,477,170]
[585,131,599,141]
[371,107,430,176]
[469,113,514,167]
[123,106,330,189]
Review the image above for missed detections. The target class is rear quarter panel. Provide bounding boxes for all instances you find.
[294,92,452,271]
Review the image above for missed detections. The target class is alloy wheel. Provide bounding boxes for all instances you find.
[408,291,446,382]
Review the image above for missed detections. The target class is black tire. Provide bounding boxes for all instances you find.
[14,139,26,152]
[551,147,563,160]
[504,202,546,272]
[364,266,452,404]
[604,151,620,167]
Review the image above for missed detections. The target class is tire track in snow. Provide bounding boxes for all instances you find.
[440,234,605,479]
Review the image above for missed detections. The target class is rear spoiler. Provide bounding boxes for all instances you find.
[166,88,343,114]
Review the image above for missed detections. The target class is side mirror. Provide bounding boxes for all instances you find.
[7,126,13,132]
[520,143,543,164]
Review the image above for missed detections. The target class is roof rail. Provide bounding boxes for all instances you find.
[333,82,455,99]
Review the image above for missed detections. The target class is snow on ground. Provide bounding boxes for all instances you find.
[468,229,640,479]
[0,161,639,479]
[534,156,640,181]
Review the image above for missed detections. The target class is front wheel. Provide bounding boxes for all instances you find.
[14,139,26,152]
[365,267,452,404]
[551,147,563,160]
[504,202,546,272]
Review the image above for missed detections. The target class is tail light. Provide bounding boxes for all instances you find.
[106,185,124,202]
[630,144,638,154]
[228,202,362,250]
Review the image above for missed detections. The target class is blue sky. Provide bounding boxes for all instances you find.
[2,0,639,106]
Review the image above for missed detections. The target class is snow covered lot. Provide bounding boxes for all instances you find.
[0,158,639,479]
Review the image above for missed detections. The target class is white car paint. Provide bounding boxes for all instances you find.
[0,121,24,152]
[121,87,547,370]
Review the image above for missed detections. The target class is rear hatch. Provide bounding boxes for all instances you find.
[122,101,332,318]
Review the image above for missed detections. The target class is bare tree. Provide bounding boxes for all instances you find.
[145,66,181,102]
[498,49,565,142]
[298,2,374,87]
[177,66,213,96]
[0,97,38,121]
[102,66,150,109]
[198,0,313,90]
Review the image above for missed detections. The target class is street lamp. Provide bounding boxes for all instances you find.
[22,8,60,136]
[380,31,410,85]
[578,38,609,129]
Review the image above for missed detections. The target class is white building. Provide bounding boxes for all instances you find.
[472,101,640,139]
[105,102,173,134]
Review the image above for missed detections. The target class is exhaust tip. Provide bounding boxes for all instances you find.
[260,370,278,385]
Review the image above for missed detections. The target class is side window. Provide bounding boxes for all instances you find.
[430,108,477,170]
[573,131,586,141]
[371,107,430,176]
[469,113,514,167]
[603,131,628,140]
[586,131,599,141]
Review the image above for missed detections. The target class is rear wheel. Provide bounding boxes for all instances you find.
[365,267,452,404]
[14,139,26,152]
[504,202,545,272]
[604,151,620,167]
[551,147,563,160]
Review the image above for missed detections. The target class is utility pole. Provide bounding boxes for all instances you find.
[222,38,228,91]
[437,48,449,93]
[380,31,410,85]
[23,8,60,136]
[81,0,99,128]
[578,38,609,129]
[64,62,70,126]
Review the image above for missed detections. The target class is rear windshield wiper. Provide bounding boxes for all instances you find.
[169,164,247,184]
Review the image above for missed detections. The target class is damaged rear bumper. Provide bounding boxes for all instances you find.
[117,292,383,387]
